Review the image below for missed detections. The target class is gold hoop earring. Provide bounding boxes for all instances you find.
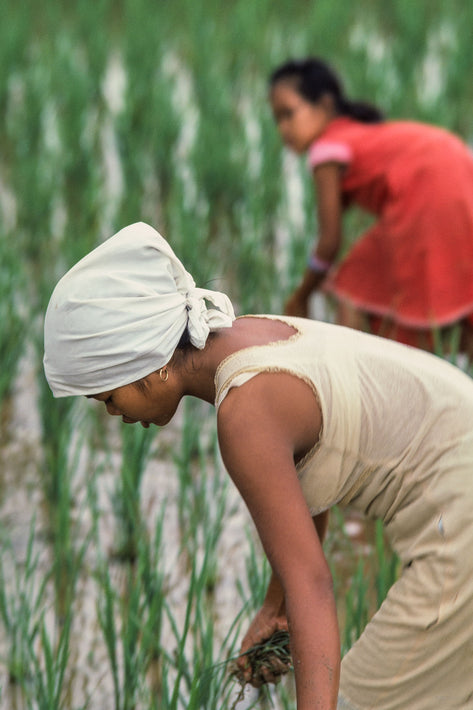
[159,367,169,382]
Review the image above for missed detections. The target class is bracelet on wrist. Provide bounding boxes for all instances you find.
[307,253,332,274]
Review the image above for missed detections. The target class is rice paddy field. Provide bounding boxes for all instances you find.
[1,1,472,708]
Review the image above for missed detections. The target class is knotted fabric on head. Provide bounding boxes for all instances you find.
[44,222,235,397]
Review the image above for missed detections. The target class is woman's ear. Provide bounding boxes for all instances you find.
[320,92,337,116]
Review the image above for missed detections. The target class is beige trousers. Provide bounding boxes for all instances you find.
[338,464,473,709]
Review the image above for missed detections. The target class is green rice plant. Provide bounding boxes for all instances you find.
[62,0,111,81]
[111,422,157,562]
[96,565,120,709]
[0,230,27,412]
[0,5,31,145]
[176,578,241,709]
[159,543,246,710]
[36,20,106,253]
[441,7,473,140]
[51,510,91,629]
[96,562,145,710]
[118,568,157,708]
[6,66,61,266]
[5,23,105,276]
[136,514,168,697]
[164,179,215,287]
[235,203,283,314]
[36,360,89,618]
[96,510,167,710]
[163,558,209,707]
[172,400,231,596]
[37,369,75,502]
[81,430,103,551]
[189,77,248,236]
[432,323,463,367]
[226,114,284,305]
[25,608,74,710]
[328,509,369,654]
[173,401,209,543]
[341,557,370,656]
[328,509,399,656]
[115,6,179,229]
[43,404,92,622]
[189,619,247,710]
[184,635,244,710]
[373,518,400,610]
[237,531,271,612]
[0,519,47,688]
[349,0,473,133]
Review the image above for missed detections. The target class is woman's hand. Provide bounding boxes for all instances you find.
[237,607,289,686]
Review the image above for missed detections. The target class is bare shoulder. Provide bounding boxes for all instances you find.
[217,371,322,465]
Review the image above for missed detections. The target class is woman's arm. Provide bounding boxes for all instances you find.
[218,373,340,709]
[313,162,344,262]
[238,510,331,685]
[285,162,344,317]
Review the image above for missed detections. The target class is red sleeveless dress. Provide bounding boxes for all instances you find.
[308,117,473,345]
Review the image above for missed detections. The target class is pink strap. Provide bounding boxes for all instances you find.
[308,140,352,168]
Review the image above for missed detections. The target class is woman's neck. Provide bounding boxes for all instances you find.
[178,317,298,405]
[173,331,226,405]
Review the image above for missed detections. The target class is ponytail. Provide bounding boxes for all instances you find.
[338,97,384,123]
[270,57,384,124]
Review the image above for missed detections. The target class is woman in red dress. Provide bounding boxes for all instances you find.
[270,57,473,353]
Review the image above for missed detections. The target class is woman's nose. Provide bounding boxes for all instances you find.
[106,402,120,416]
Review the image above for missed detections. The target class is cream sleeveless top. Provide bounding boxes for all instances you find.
[214,316,473,550]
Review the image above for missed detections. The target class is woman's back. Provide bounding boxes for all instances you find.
[310,117,473,214]
[216,315,473,539]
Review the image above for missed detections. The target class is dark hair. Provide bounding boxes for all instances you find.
[269,57,384,124]
[177,326,192,350]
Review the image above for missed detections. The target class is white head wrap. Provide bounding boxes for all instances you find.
[44,222,235,397]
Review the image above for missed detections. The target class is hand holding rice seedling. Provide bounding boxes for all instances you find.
[231,629,293,689]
